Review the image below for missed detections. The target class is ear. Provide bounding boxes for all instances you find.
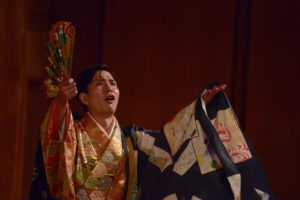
[79,93,88,106]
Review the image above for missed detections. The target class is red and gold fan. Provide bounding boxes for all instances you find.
[44,21,76,98]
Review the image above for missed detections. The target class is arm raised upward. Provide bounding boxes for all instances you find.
[56,78,78,128]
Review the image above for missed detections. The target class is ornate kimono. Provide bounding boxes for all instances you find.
[37,99,140,200]
[30,83,274,200]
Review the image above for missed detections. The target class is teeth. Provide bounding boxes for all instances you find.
[106,96,114,100]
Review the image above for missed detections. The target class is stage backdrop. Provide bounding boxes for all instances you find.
[0,0,299,199]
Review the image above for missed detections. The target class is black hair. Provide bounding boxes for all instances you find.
[75,64,116,111]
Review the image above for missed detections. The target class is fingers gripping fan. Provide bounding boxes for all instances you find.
[44,21,76,98]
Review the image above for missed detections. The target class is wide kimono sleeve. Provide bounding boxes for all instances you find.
[135,83,274,200]
[40,99,77,199]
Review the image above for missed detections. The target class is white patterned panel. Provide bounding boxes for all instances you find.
[163,193,177,200]
[191,195,203,200]
[149,146,172,172]
[173,141,197,176]
[254,188,270,200]
[135,131,155,156]
[164,101,197,156]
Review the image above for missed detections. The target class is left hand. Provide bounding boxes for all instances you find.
[203,84,227,104]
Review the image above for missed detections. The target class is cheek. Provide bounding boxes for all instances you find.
[115,89,120,101]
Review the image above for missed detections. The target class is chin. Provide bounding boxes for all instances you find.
[106,107,117,115]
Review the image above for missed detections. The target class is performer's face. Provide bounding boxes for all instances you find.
[80,70,120,117]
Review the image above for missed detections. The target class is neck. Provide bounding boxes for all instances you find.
[88,111,114,133]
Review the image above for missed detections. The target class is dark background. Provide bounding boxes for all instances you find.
[0,0,299,199]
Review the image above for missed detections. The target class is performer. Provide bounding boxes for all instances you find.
[30,65,274,200]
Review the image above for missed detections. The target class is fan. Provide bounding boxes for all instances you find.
[44,21,76,98]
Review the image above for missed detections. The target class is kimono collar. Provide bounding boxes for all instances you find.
[86,112,116,138]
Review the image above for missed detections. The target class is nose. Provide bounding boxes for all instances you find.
[104,82,113,92]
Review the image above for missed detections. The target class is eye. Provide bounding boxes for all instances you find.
[110,80,117,86]
[96,81,104,86]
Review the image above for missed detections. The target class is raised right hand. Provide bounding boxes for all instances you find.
[203,84,227,105]
[57,78,78,106]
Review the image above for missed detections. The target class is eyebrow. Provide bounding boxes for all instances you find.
[93,78,117,83]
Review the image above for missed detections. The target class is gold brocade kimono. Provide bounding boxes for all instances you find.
[41,100,138,200]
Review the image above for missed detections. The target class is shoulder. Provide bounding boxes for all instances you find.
[120,125,160,137]
[120,124,138,134]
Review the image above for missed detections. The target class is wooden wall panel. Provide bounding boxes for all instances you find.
[231,0,252,128]
[21,30,49,199]
[21,1,106,198]
[0,0,105,199]
[0,0,27,199]
[246,1,300,199]
[103,0,236,129]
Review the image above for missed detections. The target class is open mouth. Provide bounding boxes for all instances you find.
[105,95,115,103]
